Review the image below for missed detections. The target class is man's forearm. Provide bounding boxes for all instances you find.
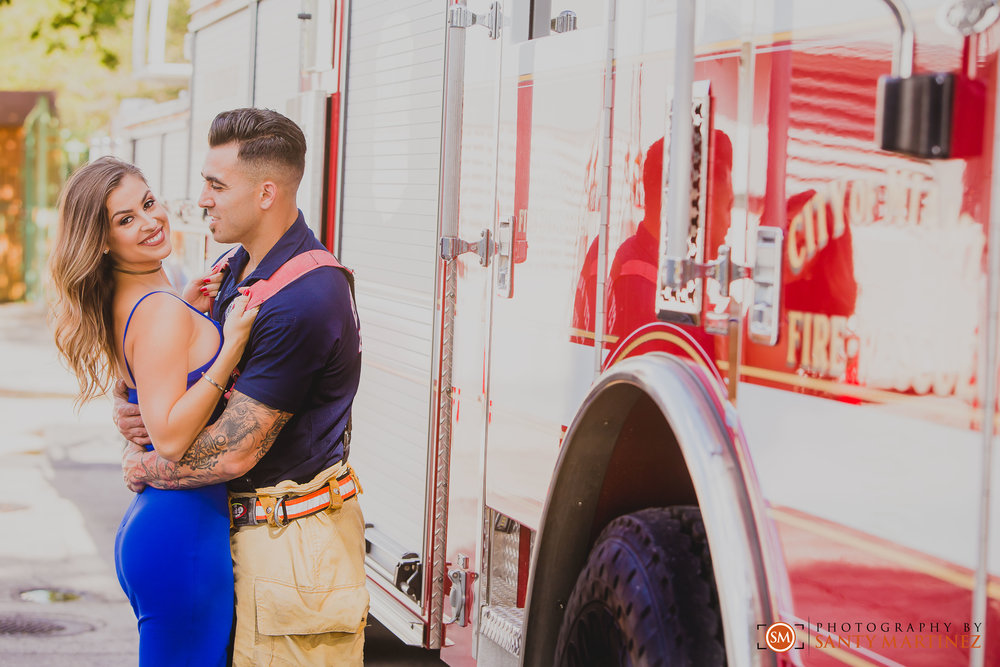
[130,392,291,490]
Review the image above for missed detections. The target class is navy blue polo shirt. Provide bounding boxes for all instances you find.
[212,210,361,490]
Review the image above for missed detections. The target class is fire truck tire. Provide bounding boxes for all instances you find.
[554,506,725,667]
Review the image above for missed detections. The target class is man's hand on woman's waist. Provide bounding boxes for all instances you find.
[113,379,151,446]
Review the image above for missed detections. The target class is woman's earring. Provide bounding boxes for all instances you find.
[103,249,109,255]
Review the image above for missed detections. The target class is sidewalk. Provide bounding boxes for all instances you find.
[0,302,138,665]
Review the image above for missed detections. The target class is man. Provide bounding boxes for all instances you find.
[115,107,367,665]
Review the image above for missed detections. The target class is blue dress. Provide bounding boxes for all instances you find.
[114,291,234,666]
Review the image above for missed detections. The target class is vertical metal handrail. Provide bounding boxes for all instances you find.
[661,1,696,288]
[972,8,999,661]
[425,0,468,649]
[248,0,261,105]
[593,0,618,372]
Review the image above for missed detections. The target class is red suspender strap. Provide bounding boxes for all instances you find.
[211,246,241,274]
[244,249,355,310]
[235,248,358,455]
[208,247,241,312]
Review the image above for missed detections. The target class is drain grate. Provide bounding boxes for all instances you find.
[0,615,66,635]
[0,614,93,637]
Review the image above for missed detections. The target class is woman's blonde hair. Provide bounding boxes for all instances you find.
[50,157,144,405]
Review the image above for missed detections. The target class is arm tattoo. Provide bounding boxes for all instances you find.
[138,391,291,490]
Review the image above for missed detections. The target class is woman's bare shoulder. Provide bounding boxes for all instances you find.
[119,291,193,344]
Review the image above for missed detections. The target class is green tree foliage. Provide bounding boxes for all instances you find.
[0,0,189,137]
[0,0,129,69]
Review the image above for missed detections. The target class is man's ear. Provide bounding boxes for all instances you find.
[259,181,277,210]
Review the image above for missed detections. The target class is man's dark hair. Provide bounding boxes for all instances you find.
[209,108,307,186]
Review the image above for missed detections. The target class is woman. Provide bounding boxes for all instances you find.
[50,157,256,666]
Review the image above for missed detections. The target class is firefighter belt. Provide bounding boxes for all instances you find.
[229,465,361,529]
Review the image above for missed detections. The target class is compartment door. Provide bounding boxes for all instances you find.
[484,0,610,533]
[338,0,449,643]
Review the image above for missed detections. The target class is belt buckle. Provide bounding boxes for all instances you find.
[230,497,257,527]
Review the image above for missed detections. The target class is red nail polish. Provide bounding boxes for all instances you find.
[203,278,210,283]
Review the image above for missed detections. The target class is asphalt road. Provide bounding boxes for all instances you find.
[0,302,444,666]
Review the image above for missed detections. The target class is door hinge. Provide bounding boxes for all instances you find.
[441,228,496,266]
[448,2,501,40]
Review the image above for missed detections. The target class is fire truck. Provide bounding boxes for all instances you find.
[113,0,1000,664]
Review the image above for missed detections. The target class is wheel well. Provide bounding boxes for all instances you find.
[522,354,777,667]
[590,390,698,542]
[522,381,703,667]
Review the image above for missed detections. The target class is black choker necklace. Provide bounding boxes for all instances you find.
[113,264,163,275]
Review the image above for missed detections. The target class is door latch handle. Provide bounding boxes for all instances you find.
[748,226,783,345]
[660,226,783,347]
[495,215,515,298]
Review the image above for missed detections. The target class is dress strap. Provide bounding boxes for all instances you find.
[122,291,209,386]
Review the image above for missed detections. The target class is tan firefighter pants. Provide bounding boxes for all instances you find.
[230,462,369,666]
